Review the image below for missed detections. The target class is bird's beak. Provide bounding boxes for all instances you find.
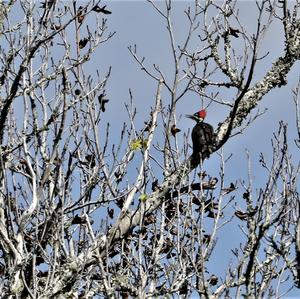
[186,114,198,121]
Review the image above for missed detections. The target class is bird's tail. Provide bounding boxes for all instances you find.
[190,152,200,168]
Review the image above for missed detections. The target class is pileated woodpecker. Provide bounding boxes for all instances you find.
[186,109,216,166]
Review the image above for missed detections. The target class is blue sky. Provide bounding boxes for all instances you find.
[93,1,300,295]
[95,0,299,190]
[6,0,299,296]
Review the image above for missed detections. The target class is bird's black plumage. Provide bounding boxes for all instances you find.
[186,110,217,166]
[191,121,216,161]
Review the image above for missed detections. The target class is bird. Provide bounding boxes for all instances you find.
[186,109,217,166]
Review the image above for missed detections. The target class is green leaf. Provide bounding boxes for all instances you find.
[130,139,142,151]
[139,193,148,202]
[130,138,148,151]
[141,139,148,149]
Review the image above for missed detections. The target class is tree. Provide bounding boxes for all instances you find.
[0,0,299,298]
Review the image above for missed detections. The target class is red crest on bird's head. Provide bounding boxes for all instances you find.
[198,109,206,120]
[186,109,207,123]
